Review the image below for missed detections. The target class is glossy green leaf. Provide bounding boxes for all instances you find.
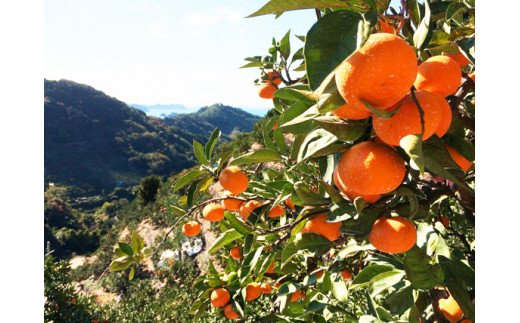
[224,211,254,235]
[314,116,366,142]
[280,30,291,60]
[281,233,332,266]
[413,0,431,50]
[352,264,394,286]
[131,231,144,253]
[294,181,329,205]
[438,256,475,321]
[109,256,132,272]
[403,246,444,290]
[209,229,243,254]
[173,170,206,192]
[128,266,135,280]
[247,0,369,18]
[192,139,209,165]
[229,148,281,166]
[304,11,363,90]
[118,242,134,256]
[400,134,426,174]
[205,128,221,160]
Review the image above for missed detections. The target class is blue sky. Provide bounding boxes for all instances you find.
[45,0,319,116]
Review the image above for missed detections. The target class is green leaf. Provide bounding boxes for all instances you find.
[369,270,406,297]
[280,30,291,60]
[128,266,135,280]
[173,170,206,191]
[118,242,134,256]
[294,182,329,206]
[109,256,132,272]
[314,116,366,142]
[329,272,349,302]
[393,186,422,217]
[413,0,431,50]
[351,264,394,286]
[362,99,403,119]
[438,256,475,321]
[274,85,316,104]
[403,246,444,290]
[224,211,254,235]
[205,128,221,160]
[247,0,369,18]
[281,233,332,266]
[297,129,338,163]
[193,139,209,165]
[304,11,363,90]
[209,229,243,254]
[384,285,415,315]
[229,148,281,166]
[263,117,278,151]
[342,207,382,235]
[407,0,421,27]
[131,231,144,253]
[443,133,475,161]
[400,134,425,173]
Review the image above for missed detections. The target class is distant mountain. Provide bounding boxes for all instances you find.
[44,80,262,194]
[131,103,187,117]
[164,103,261,141]
[45,79,197,193]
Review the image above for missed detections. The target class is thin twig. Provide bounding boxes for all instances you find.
[314,8,322,20]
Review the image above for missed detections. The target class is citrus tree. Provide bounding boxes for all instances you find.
[111,0,475,321]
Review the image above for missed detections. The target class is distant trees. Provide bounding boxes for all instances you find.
[138,176,162,205]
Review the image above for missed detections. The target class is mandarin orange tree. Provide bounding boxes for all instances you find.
[110,0,475,321]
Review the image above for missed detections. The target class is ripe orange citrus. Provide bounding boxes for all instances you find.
[245,282,262,301]
[432,92,452,137]
[211,288,230,307]
[372,91,442,146]
[285,197,296,211]
[230,246,242,260]
[438,291,464,323]
[369,216,417,254]
[266,70,282,86]
[414,55,462,96]
[239,200,262,220]
[316,270,324,279]
[333,168,381,203]
[290,290,305,302]
[182,221,201,237]
[334,33,418,120]
[444,50,471,67]
[260,283,272,294]
[336,141,406,195]
[223,195,243,212]
[301,213,341,242]
[258,83,277,99]
[340,270,353,280]
[223,303,240,320]
[219,166,249,195]
[274,281,282,288]
[268,205,285,218]
[445,145,473,172]
[203,203,225,222]
[266,262,276,274]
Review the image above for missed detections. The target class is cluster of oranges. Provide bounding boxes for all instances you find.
[258,70,282,99]
[190,32,474,321]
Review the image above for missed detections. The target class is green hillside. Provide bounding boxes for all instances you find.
[163,103,261,140]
